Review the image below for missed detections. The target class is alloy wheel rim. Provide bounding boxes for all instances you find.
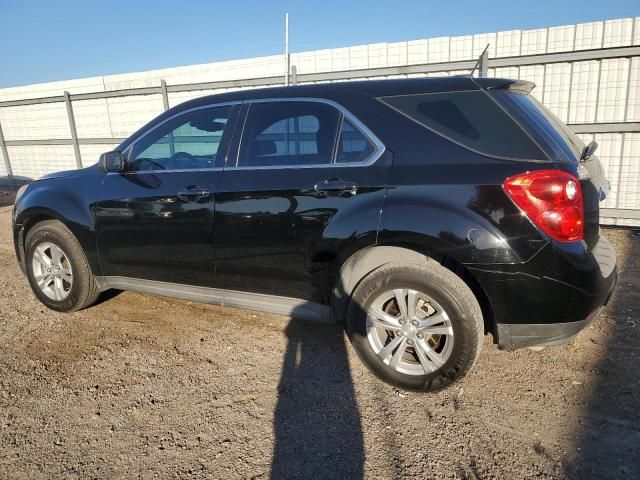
[31,242,73,301]
[366,289,454,376]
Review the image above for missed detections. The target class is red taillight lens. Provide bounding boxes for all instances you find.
[503,170,584,242]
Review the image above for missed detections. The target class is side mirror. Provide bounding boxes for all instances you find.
[99,150,126,172]
[580,140,598,161]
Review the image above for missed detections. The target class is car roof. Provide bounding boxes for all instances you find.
[172,76,522,111]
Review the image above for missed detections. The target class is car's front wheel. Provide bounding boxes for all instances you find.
[25,220,100,312]
[346,261,483,392]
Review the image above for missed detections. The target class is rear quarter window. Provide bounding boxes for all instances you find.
[380,91,548,161]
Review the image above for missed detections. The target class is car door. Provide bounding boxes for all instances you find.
[94,103,239,287]
[213,99,390,303]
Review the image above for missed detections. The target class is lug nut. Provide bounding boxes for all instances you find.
[417,333,424,339]
[411,319,419,327]
[407,340,414,346]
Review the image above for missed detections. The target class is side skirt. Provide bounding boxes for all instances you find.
[96,276,333,323]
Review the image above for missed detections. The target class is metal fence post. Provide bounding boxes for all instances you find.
[0,120,13,180]
[64,91,82,168]
[479,49,489,77]
[160,79,170,111]
[160,80,174,156]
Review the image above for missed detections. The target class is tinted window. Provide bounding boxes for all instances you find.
[336,118,375,164]
[490,90,584,162]
[238,101,340,167]
[381,91,547,160]
[128,106,231,171]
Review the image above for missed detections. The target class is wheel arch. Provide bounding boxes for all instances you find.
[332,243,497,339]
[16,202,101,277]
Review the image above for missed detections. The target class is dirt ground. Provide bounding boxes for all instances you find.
[0,205,638,480]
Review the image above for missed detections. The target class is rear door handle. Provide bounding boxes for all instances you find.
[178,187,210,202]
[314,179,358,197]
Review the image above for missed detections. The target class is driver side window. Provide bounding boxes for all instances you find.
[127,105,232,171]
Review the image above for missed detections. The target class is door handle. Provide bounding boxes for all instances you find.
[314,179,358,197]
[178,187,210,202]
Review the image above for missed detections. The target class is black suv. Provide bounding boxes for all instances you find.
[12,78,616,391]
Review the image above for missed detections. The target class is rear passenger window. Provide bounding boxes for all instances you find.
[238,101,340,167]
[336,118,375,164]
[380,91,547,160]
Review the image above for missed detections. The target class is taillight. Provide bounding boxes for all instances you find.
[503,170,583,242]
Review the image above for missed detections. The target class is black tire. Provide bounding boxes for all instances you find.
[346,261,483,392]
[25,220,100,312]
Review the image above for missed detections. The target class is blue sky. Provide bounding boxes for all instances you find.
[0,0,638,88]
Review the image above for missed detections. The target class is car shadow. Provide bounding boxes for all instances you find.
[566,227,640,477]
[270,315,365,479]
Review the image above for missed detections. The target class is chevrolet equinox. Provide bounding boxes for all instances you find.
[12,77,617,391]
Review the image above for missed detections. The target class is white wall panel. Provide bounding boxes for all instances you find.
[618,134,640,210]
[292,51,317,75]
[593,133,623,208]
[603,18,634,47]
[349,45,369,70]
[72,99,113,138]
[387,42,408,67]
[368,43,387,68]
[0,103,71,140]
[543,63,571,121]
[496,30,521,57]
[449,35,473,61]
[521,28,548,55]
[106,94,164,138]
[331,47,350,71]
[493,67,519,79]
[407,40,428,64]
[575,22,604,50]
[626,57,640,121]
[7,145,76,179]
[568,61,599,124]
[0,76,105,102]
[547,25,575,52]
[314,49,333,73]
[597,58,630,123]
[427,37,449,63]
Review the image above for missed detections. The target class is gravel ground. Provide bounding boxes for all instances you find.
[0,205,638,479]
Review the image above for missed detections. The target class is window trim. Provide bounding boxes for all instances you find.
[230,97,385,170]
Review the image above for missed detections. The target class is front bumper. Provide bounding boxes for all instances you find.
[468,233,617,350]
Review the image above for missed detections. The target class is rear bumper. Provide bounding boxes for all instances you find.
[496,305,606,350]
[468,233,617,350]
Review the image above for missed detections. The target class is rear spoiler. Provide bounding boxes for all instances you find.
[485,79,536,94]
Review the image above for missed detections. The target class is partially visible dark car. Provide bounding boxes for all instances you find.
[12,77,616,391]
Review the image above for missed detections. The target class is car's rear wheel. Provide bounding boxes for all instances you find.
[346,261,483,392]
[25,220,100,312]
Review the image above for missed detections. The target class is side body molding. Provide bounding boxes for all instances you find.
[98,276,332,323]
